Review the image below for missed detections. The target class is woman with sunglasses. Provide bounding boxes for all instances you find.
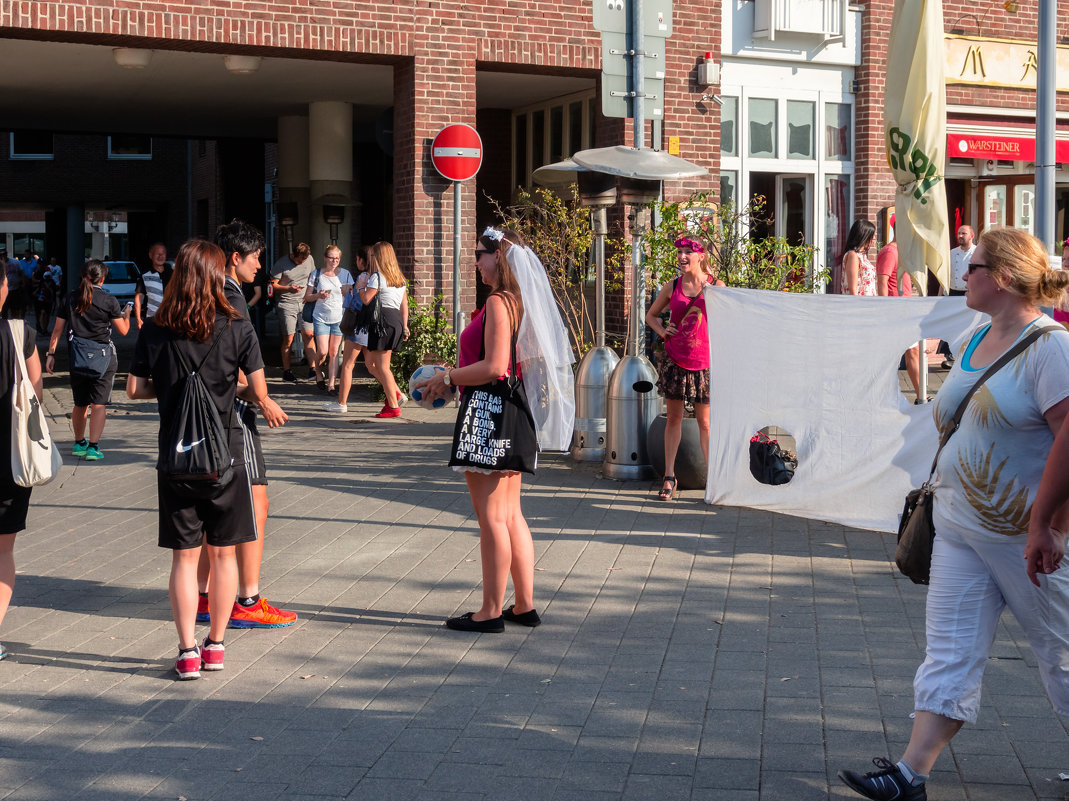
[644,236,724,501]
[839,227,1069,801]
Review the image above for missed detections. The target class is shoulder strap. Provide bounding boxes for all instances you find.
[8,320,27,385]
[925,323,1060,480]
[476,305,520,382]
[172,320,230,376]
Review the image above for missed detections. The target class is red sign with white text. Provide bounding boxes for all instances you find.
[947,132,1069,163]
[431,124,483,182]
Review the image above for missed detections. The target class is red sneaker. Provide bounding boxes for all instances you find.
[228,597,298,629]
[196,594,210,623]
[175,647,201,680]
[200,639,225,671]
[375,407,401,418]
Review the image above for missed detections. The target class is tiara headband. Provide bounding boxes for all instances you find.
[674,236,705,254]
[483,226,505,242]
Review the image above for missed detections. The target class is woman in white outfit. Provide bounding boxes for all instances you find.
[839,227,1069,801]
[304,245,352,394]
[360,241,408,419]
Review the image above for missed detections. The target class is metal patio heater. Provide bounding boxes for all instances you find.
[572,146,707,481]
[532,160,620,462]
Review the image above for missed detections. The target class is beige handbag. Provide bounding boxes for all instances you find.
[9,321,62,487]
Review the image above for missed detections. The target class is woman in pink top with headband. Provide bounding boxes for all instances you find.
[645,236,724,501]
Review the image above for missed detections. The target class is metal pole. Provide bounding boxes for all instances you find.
[594,207,607,348]
[1035,0,1056,251]
[918,338,927,403]
[631,0,644,150]
[630,0,646,354]
[453,180,463,333]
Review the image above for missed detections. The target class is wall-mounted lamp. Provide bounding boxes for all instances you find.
[113,48,153,69]
[277,202,298,254]
[322,205,346,246]
[697,52,720,88]
[223,55,263,75]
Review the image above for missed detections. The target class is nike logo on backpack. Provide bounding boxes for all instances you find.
[176,438,205,453]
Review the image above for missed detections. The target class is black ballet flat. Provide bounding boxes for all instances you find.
[502,605,541,628]
[445,612,504,633]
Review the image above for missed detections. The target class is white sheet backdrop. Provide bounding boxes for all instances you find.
[703,287,984,532]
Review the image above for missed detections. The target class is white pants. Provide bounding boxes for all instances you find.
[913,522,1069,723]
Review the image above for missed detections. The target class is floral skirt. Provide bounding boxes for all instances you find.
[656,353,710,405]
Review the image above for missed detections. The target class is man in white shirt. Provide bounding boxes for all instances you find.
[941,225,976,369]
[947,225,975,297]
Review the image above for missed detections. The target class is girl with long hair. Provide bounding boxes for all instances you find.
[0,267,44,661]
[644,236,725,501]
[416,227,574,632]
[840,218,877,296]
[360,241,409,418]
[45,258,131,460]
[126,239,286,680]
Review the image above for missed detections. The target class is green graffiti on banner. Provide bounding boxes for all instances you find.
[887,126,942,205]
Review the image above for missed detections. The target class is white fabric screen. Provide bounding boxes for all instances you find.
[703,287,983,532]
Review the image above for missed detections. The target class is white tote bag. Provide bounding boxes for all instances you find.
[9,321,61,487]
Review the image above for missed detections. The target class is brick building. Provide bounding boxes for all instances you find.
[0,0,1066,341]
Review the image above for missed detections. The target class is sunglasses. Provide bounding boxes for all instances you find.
[967,262,988,273]
[475,249,493,259]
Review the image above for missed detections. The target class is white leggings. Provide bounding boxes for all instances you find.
[913,522,1069,723]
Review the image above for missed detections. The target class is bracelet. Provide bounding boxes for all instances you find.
[46,351,55,357]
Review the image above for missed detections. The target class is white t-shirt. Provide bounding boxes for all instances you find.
[932,316,1069,539]
[307,268,353,325]
[948,245,975,292]
[368,272,407,310]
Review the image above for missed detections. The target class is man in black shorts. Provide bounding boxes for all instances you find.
[199,220,297,629]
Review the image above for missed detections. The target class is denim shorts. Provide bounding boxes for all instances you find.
[313,320,342,337]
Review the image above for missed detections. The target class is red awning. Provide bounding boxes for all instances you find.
[947,132,1069,163]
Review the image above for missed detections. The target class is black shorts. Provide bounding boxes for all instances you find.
[157,463,258,550]
[235,399,267,485]
[0,481,31,535]
[70,348,117,407]
[367,306,404,352]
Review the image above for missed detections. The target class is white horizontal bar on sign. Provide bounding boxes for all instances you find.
[433,148,481,157]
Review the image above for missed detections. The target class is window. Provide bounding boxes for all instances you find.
[721,97,738,157]
[108,135,152,160]
[786,101,814,159]
[748,98,777,158]
[9,131,54,160]
[824,103,851,160]
[720,172,738,206]
[511,90,596,187]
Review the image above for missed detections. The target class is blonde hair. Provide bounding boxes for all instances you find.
[979,227,1069,307]
[324,244,342,259]
[368,241,405,288]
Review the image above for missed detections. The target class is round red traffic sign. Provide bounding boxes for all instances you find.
[431,124,483,182]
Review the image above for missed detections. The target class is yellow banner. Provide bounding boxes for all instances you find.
[885,0,951,295]
[945,35,1069,91]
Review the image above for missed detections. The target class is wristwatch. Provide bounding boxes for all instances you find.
[443,370,452,387]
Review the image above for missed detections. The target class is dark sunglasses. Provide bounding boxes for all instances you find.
[475,249,493,259]
[967,262,988,273]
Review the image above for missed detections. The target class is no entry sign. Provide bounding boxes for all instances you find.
[431,124,483,182]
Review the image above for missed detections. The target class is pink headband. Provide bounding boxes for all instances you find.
[674,236,705,254]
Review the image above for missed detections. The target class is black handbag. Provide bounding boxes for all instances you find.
[748,431,797,485]
[301,269,320,324]
[353,290,379,333]
[896,324,1059,584]
[68,333,111,378]
[448,321,537,475]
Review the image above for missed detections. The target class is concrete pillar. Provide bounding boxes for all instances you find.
[308,101,353,264]
[278,115,312,254]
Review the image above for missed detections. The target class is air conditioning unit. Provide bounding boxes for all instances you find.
[753,0,846,41]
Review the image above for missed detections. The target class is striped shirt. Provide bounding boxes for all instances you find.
[139,271,166,318]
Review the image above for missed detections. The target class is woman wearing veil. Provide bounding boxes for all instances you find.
[416,227,574,633]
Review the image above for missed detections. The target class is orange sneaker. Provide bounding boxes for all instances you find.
[227,597,297,629]
[196,594,210,623]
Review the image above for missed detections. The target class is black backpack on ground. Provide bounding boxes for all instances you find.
[159,324,235,499]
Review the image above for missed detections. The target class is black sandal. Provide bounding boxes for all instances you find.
[658,476,677,501]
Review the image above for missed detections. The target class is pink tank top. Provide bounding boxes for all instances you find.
[663,278,711,371]
[457,307,516,386]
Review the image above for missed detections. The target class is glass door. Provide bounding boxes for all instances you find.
[776,173,812,246]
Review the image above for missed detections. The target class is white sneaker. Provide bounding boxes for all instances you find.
[322,401,348,413]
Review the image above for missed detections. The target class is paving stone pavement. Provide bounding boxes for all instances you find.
[1,341,1067,801]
